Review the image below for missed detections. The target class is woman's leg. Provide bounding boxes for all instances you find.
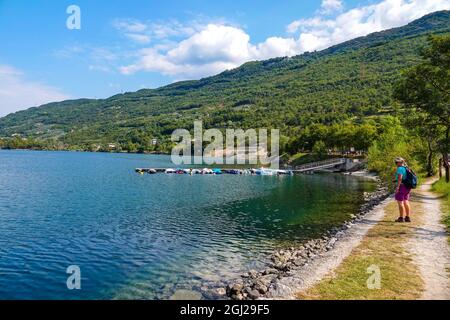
[404,200,411,217]
[397,201,405,218]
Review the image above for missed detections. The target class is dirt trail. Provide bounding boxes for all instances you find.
[409,180,450,300]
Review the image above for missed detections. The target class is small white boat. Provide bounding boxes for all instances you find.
[165,169,176,174]
[259,168,275,176]
[201,168,214,174]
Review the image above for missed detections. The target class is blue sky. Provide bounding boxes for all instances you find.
[0,0,449,116]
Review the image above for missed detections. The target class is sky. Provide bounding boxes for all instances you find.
[0,0,449,117]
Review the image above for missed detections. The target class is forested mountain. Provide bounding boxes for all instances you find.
[1,11,449,152]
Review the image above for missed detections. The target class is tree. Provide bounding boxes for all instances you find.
[394,36,450,182]
[353,123,377,152]
[312,140,327,160]
[403,111,442,177]
[368,117,418,187]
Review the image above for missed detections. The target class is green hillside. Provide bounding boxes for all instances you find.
[0,10,449,153]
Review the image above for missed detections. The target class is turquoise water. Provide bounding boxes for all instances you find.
[0,150,375,299]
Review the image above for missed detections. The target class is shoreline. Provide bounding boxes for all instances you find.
[0,147,170,156]
[223,179,391,300]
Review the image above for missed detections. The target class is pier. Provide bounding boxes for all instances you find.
[291,158,348,173]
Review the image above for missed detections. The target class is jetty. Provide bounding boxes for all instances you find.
[292,158,348,173]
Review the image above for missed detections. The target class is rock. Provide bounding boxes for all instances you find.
[262,268,278,275]
[248,269,259,278]
[294,258,305,266]
[255,283,268,294]
[216,287,226,296]
[231,293,244,300]
[226,283,244,296]
[247,289,260,300]
[232,283,243,291]
[260,274,277,285]
[328,237,337,246]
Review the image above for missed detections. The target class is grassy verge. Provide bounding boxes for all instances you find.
[298,201,424,300]
[432,178,450,242]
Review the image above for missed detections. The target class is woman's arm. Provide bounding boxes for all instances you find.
[396,174,403,193]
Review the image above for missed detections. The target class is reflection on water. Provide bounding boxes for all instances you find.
[0,150,375,299]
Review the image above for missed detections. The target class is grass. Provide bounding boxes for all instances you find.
[432,178,450,243]
[298,201,424,300]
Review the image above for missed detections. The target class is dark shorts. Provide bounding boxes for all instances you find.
[395,184,411,202]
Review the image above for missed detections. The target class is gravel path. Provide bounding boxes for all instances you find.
[409,180,450,300]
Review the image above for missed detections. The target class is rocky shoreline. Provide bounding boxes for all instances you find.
[222,179,390,300]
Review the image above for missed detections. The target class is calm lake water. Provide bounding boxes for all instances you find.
[0,150,375,299]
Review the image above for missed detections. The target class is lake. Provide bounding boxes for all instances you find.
[0,150,375,299]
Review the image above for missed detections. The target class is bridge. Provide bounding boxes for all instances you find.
[292,158,347,173]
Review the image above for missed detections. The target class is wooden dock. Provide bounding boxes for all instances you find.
[291,158,347,173]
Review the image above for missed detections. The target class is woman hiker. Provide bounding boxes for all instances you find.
[394,157,412,223]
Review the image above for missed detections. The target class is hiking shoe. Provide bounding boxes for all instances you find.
[395,217,404,223]
[405,216,411,223]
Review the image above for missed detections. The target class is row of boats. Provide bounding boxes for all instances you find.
[137,168,293,176]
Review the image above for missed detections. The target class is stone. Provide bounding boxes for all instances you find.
[328,237,337,246]
[248,269,259,278]
[235,293,244,300]
[255,283,268,294]
[216,287,226,296]
[262,268,278,275]
[226,282,244,296]
[247,289,260,300]
[232,283,243,291]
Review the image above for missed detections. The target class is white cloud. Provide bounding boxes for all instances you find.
[288,0,450,52]
[321,0,344,14]
[124,33,151,44]
[120,0,450,79]
[0,65,70,117]
[113,18,202,44]
[120,24,253,78]
[113,19,147,33]
[120,24,304,78]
